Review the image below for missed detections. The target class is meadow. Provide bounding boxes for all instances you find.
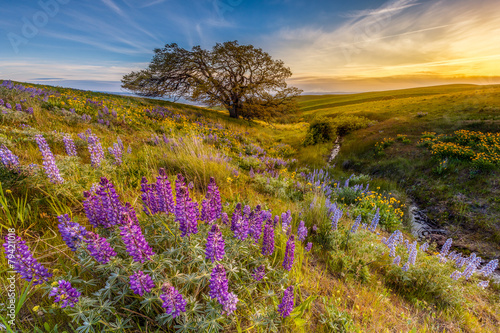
[0,80,499,332]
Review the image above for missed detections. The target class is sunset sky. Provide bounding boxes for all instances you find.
[1,0,499,93]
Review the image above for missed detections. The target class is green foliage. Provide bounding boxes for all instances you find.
[330,115,372,137]
[319,297,356,333]
[303,118,335,146]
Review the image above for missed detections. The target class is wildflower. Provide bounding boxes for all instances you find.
[83,177,123,228]
[62,134,77,157]
[281,210,292,233]
[262,218,275,256]
[209,264,229,302]
[85,232,116,264]
[249,206,265,243]
[368,208,380,232]
[283,235,295,271]
[108,142,123,165]
[278,286,294,318]
[0,145,20,169]
[439,238,452,262]
[119,211,155,263]
[312,224,318,232]
[206,224,225,262]
[201,177,222,223]
[35,134,64,184]
[462,254,481,280]
[175,186,199,237]
[3,235,52,285]
[477,280,489,289]
[49,280,80,308]
[129,271,155,296]
[450,270,462,280]
[221,212,229,225]
[420,242,429,252]
[87,133,104,168]
[393,255,401,266]
[350,215,362,233]
[331,208,343,231]
[57,214,87,251]
[297,221,307,241]
[478,259,498,277]
[252,265,266,281]
[305,242,312,252]
[160,283,187,318]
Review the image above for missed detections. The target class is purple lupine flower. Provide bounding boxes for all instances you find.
[274,215,280,228]
[0,99,4,106]
[49,280,80,308]
[249,167,255,178]
[402,242,417,271]
[305,242,312,252]
[252,265,266,281]
[15,103,22,111]
[62,134,77,157]
[206,224,225,262]
[108,142,123,165]
[231,203,242,232]
[234,205,250,240]
[462,254,481,280]
[478,259,498,277]
[278,286,294,318]
[156,168,175,214]
[331,208,343,231]
[0,145,20,169]
[283,235,295,271]
[3,235,52,285]
[209,264,230,302]
[175,174,187,204]
[201,177,222,223]
[88,133,104,168]
[312,224,318,232]
[119,211,155,263]
[160,283,187,318]
[57,214,87,251]
[420,242,429,252]
[249,206,265,243]
[450,270,462,280]
[175,186,199,237]
[84,177,123,228]
[439,238,453,262]
[221,212,229,225]
[393,255,401,266]
[281,210,292,233]
[368,208,380,232]
[129,271,155,296]
[35,134,64,184]
[262,218,275,256]
[297,221,307,241]
[350,215,362,233]
[6,103,11,109]
[477,280,489,289]
[141,177,157,215]
[221,292,238,315]
[85,232,116,264]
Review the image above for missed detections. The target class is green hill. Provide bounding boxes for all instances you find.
[0,80,498,333]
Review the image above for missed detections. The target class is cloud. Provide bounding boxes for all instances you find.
[264,0,500,90]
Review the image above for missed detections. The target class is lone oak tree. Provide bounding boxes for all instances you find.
[122,41,302,119]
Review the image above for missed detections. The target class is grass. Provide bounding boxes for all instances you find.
[0,80,499,332]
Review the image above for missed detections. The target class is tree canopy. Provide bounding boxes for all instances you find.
[122,41,302,119]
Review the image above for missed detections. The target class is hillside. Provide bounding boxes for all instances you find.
[0,80,499,333]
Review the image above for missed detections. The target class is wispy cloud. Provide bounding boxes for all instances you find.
[265,0,500,90]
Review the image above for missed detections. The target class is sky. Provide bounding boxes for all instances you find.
[0,0,499,93]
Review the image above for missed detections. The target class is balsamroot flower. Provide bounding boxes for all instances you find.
[49,280,80,308]
[278,285,294,318]
[252,265,266,281]
[57,214,87,251]
[206,224,225,262]
[3,235,52,285]
[283,235,295,271]
[35,134,64,184]
[160,283,187,318]
[175,186,199,237]
[297,221,307,241]
[262,218,275,256]
[119,211,155,263]
[62,134,77,157]
[85,232,116,264]
[129,271,155,296]
[0,145,20,169]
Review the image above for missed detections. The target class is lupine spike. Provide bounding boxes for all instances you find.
[206,224,225,262]
[175,186,199,237]
[297,221,307,241]
[3,235,52,284]
[57,214,87,251]
[49,280,80,308]
[278,286,294,318]
[63,134,77,157]
[160,283,187,318]
[129,271,155,296]
[35,134,64,183]
[119,211,155,263]
[262,218,275,256]
[350,215,362,233]
[85,232,117,264]
[283,235,295,271]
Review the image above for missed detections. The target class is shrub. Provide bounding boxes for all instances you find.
[303,118,335,146]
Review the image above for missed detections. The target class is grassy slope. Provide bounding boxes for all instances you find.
[292,84,500,258]
[0,81,499,332]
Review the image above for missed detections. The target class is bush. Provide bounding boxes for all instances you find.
[303,118,335,146]
[330,115,372,137]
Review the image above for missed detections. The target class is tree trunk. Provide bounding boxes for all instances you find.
[228,105,239,118]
